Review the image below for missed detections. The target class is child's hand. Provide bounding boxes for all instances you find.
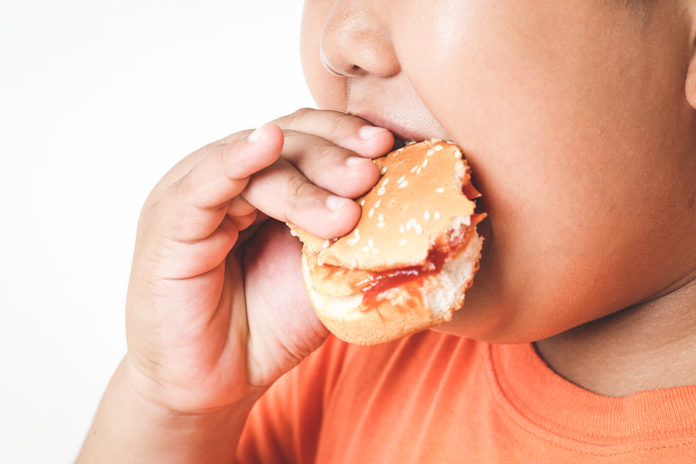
[124,109,393,414]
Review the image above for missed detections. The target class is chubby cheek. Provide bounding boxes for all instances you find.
[404,2,690,340]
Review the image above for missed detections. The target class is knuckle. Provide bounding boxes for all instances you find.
[280,107,314,130]
[286,174,314,207]
[175,171,195,197]
[313,141,337,162]
[327,112,349,137]
[217,143,235,174]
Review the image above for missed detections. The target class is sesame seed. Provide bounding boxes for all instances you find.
[354,228,360,237]
[427,149,434,156]
[414,224,423,235]
[422,159,429,168]
[434,211,441,220]
[377,187,386,196]
[351,259,358,268]
[406,218,417,230]
[454,150,462,159]
[322,240,330,248]
[398,180,409,189]
[368,208,375,218]
[399,224,405,234]
[362,246,370,253]
[374,199,381,208]
[378,213,384,222]
[347,237,358,246]
[368,238,374,248]
[399,239,408,246]
[380,166,387,174]
[436,187,445,193]
[359,199,365,206]
[382,177,390,186]
[396,175,406,184]
[410,166,418,173]
[434,145,443,151]
[424,211,430,221]
[378,222,385,228]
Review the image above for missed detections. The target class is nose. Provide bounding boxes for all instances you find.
[319,1,400,78]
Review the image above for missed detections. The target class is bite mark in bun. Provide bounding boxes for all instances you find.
[290,140,485,345]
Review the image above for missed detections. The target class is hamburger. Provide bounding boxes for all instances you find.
[290,140,485,345]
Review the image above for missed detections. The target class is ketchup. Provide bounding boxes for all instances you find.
[356,213,485,311]
[359,252,443,311]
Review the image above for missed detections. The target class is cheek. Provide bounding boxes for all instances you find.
[401,2,693,339]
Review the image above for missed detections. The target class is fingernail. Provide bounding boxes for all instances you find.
[346,156,369,167]
[325,195,351,211]
[358,125,387,140]
[247,127,262,143]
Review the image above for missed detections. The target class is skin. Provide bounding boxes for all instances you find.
[77,1,696,462]
[302,0,696,393]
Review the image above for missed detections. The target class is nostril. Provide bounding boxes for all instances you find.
[348,64,366,77]
[319,3,401,79]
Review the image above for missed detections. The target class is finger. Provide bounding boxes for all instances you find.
[234,211,269,247]
[242,158,360,239]
[280,130,380,198]
[156,216,240,279]
[162,124,283,242]
[274,108,394,158]
[227,196,255,217]
[153,133,246,195]
[227,210,258,232]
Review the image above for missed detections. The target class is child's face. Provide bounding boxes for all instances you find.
[300,1,696,342]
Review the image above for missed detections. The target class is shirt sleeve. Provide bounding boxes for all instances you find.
[236,336,349,463]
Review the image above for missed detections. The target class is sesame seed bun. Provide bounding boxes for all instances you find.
[291,140,484,345]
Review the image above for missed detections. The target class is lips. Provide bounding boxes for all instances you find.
[352,111,433,145]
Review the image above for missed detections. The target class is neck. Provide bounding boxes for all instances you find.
[535,278,696,397]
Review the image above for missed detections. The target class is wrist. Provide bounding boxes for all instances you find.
[123,352,267,416]
[77,357,265,464]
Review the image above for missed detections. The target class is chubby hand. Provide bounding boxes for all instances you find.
[124,109,394,414]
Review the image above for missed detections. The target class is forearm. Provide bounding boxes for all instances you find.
[76,357,262,464]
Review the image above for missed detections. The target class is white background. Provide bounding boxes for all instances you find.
[0,1,312,462]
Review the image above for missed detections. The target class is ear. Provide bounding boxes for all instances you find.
[687,60,696,111]
[686,3,696,110]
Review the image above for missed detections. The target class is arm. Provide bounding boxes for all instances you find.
[77,359,263,464]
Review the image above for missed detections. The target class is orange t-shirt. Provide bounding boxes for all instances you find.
[238,331,696,462]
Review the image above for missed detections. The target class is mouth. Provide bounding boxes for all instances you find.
[390,135,417,151]
[350,111,432,150]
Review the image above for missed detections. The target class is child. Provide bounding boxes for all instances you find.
[76,1,696,462]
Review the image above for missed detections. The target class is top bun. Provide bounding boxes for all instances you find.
[292,140,477,271]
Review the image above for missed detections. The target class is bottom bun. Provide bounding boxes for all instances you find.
[301,234,483,345]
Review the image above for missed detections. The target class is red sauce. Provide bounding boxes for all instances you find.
[356,213,486,311]
[359,253,442,311]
